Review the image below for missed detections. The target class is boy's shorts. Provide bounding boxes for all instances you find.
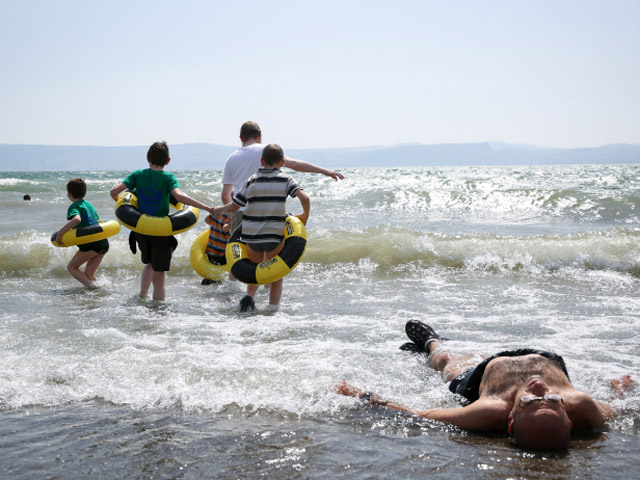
[78,239,109,255]
[134,233,177,272]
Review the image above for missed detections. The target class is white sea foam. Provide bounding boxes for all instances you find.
[0,166,638,428]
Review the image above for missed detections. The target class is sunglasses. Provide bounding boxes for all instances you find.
[520,393,563,405]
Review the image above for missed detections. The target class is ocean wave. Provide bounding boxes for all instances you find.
[3,226,639,278]
[302,226,640,276]
[0,178,37,187]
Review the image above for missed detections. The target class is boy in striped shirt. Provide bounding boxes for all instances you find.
[212,144,310,311]
[200,212,230,285]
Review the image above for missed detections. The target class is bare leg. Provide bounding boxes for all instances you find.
[83,253,105,282]
[246,284,259,298]
[428,341,481,382]
[268,278,283,305]
[151,270,165,301]
[140,264,153,298]
[245,244,285,306]
[67,251,99,288]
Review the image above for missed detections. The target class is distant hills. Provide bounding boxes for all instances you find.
[0,142,638,171]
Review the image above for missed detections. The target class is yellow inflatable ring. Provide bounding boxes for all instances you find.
[115,192,199,236]
[190,230,229,282]
[51,220,121,247]
[226,216,307,285]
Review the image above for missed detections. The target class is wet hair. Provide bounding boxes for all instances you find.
[147,141,170,166]
[261,143,284,167]
[66,178,87,199]
[240,121,261,142]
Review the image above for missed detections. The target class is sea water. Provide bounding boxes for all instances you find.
[0,165,639,479]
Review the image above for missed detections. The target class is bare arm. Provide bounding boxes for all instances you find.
[55,215,81,245]
[335,382,508,432]
[585,375,636,427]
[576,375,637,428]
[283,157,344,181]
[171,188,213,214]
[294,190,310,225]
[221,184,234,204]
[110,183,128,201]
[568,394,613,429]
[211,201,240,218]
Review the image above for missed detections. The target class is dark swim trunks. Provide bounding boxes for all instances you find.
[78,239,109,255]
[134,233,178,272]
[448,349,570,403]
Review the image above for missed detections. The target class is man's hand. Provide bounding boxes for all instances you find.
[326,170,344,181]
[335,381,364,398]
[55,232,64,245]
[611,375,635,395]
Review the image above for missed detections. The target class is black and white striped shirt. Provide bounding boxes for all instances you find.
[232,168,302,244]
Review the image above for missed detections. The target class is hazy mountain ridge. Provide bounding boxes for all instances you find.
[0,142,638,171]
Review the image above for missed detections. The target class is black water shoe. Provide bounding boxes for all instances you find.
[403,320,447,353]
[238,295,255,312]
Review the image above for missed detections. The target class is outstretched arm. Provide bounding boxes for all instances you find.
[211,201,240,218]
[283,157,344,180]
[589,375,637,425]
[171,188,213,214]
[600,375,635,421]
[335,382,507,432]
[335,381,420,415]
[570,376,635,429]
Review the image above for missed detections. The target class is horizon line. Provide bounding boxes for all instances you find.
[1,140,639,151]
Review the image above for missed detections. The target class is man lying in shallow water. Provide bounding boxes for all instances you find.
[336,320,635,450]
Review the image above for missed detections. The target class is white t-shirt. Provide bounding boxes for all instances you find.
[221,143,266,194]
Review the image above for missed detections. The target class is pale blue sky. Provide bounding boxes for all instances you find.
[1,0,638,149]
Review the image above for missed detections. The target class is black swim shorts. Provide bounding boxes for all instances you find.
[78,239,109,255]
[134,233,178,272]
[448,348,570,403]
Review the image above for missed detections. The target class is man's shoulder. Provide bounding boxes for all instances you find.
[564,390,610,429]
[564,389,596,407]
[227,143,264,161]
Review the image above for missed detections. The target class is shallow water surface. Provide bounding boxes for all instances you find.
[1,165,639,478]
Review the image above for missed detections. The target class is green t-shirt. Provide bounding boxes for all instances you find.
[122,168,180,217]
[67,199,100,227]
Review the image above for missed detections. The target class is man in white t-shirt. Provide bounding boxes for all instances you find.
[221,121,344,234]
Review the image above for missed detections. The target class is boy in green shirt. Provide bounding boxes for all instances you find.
[55,177,109,288]
[110,141,214,301]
